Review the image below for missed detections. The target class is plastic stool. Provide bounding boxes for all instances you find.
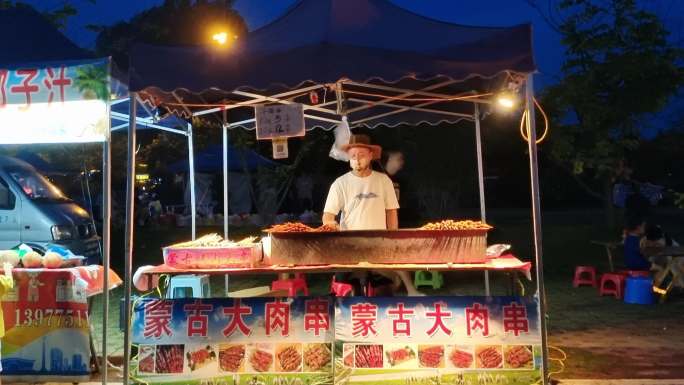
[599,273,625,299]
[573,266,598,288]
[166,275,211,299]
[414,271,444,289]
[624,276,655,305]
[272,276,309,297]
[330,277,354,297]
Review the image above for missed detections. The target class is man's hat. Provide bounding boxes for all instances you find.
[341,134,382,160]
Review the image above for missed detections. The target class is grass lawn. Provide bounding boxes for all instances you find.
[88,207,684,378]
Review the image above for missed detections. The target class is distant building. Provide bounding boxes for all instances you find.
[50,348,63,372]
[73,354,84,372]
[2,358,35,372]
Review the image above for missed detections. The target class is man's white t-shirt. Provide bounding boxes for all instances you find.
[324,171,399,230]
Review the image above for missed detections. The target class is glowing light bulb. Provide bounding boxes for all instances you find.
[212,31,228,45]
[496,93,516,109]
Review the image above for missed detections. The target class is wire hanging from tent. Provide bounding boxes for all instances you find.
[153,91,494,109]
[341,89,493,102]
[520,97,549,144]
[533,345,568,385]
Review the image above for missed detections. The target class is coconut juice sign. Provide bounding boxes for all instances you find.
[0,58,110,144]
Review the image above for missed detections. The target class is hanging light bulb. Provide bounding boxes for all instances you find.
[496,91,517,109]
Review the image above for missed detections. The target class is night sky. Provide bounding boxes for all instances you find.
[22,0,684,97]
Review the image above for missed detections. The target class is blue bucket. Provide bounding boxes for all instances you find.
[624,276,655,305]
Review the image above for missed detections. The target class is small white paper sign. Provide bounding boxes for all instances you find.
[255,103,305,140]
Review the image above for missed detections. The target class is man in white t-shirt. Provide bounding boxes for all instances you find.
[323,135,422,296]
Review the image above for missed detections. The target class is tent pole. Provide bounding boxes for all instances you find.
[101,101,112,385]
[223,111,229,239]
[474,104,489,296]
[525,74,549,384]
[188,122,197,240]
[222,116,230,295]
[122,93,137,385]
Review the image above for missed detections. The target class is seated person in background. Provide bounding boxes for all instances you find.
[641,223,679,249]
[622,217,650,271]
[641,223,680,286]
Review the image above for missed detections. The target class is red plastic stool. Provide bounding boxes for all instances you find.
[617,270,650,278]
[573,266,598,288]
[330,277,354,297]
[272,275,309,296]
[599,273,625,299]
[329,277,377,297]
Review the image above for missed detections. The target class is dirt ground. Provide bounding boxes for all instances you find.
[545,279,684,380]
[550,322,684,379]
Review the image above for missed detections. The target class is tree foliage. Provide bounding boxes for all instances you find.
[539,0,682,199]
[0,1,87,30]
[91,0,248,69]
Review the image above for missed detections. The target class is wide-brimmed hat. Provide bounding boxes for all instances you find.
[340,134,382,160]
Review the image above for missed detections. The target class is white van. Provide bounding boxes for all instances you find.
[0,156,100,262]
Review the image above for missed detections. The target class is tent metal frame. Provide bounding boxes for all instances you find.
[110,96,198,240]
[140,78,493,127]
[122,73,549,384]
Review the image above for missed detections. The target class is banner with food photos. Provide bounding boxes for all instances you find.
[334,296,543,385]
[131,297,334,385]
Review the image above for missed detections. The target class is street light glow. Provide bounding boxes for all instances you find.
[212,31,228,45]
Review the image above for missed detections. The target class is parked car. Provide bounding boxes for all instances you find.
[0,156,100,263]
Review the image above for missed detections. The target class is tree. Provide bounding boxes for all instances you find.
[535,0,683,226]
[0,1,87,31]
[91,0,248,70]
[88,0,249,216]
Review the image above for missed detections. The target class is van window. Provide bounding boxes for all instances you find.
[5,167,70,202]
[0,178,15,210]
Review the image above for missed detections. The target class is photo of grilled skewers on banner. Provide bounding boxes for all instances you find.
[385,344,416,368]
[504,345,535,369]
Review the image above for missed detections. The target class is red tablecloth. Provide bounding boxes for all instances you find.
[13,265,123,297]
[140,254,532,280]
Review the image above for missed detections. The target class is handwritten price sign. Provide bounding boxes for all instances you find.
[255,104,305,140]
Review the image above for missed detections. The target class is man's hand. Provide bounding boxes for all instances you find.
[3,262,13,277]
[322,212,339,229]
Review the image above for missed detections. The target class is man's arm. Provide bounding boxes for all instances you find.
[322,212,339,228]
[323,179,342,228]
[386,209,398,230]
